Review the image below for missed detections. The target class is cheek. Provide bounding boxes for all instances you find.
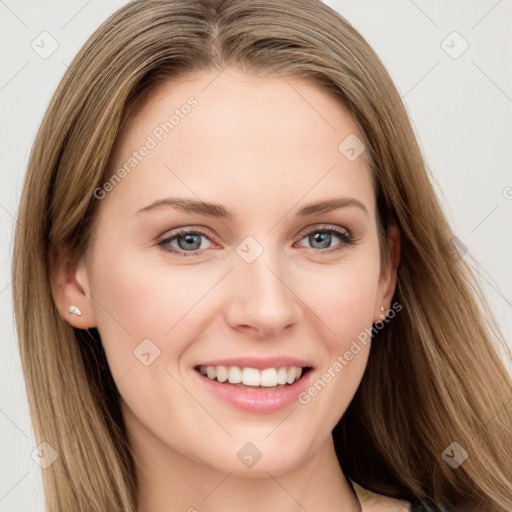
[297,254,380,348]
[87,241,195,369]
[323,271,376,328]
[292,255,379,425]
[87,245,224,453]
[87,234,232,386]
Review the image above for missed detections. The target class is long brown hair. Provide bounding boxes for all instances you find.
[12,1,512,511]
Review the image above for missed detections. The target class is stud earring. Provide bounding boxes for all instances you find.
[379,305,386,321]
[68,305,82,316]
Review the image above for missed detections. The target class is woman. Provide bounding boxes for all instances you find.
[12,0,512,511]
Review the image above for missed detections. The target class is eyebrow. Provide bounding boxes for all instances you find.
[135,196,369,218]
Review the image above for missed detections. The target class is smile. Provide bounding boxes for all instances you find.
[193,358,313,413]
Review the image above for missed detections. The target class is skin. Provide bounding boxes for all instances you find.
[51,67,403,511]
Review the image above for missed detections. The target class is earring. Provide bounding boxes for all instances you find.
[379,305,386,321]
[68,305,82,316]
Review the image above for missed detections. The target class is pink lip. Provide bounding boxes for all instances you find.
[193,366,314,414]
[194,356,313,370]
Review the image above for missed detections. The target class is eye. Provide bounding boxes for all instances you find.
[158,228,215,257]
[157,225,356,257]
[296,225,355,253]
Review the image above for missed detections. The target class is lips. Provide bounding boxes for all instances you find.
[192,356,314,413]
[195,356,314,370]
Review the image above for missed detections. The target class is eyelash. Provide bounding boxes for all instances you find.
[157,225,356,257]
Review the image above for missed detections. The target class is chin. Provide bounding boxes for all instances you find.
[197,435,315,478]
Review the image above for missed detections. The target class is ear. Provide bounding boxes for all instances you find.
[49,244,97,329]
[373,217,401,323]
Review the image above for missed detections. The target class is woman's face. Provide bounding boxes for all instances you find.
[66,68,398,477]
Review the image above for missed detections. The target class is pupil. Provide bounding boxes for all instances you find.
[311,232,330,249]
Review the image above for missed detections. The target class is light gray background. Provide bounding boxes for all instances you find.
[1,1,511,510]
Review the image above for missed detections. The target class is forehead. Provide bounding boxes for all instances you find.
[101,68,375,222]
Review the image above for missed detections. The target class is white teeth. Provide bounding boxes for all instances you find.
[216,365,228,383]
[276,367,288,385]
[227,366,242,383]
[242,367,260,386]
[286,366,296,384]
[199,365,305,387]
[260,368,277,387]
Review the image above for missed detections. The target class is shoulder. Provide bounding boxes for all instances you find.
[352,481,411,512]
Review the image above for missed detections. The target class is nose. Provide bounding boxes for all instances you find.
[224,250,302,338]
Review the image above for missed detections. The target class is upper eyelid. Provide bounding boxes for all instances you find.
[296,224,351,238]
[158,226,218,243]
